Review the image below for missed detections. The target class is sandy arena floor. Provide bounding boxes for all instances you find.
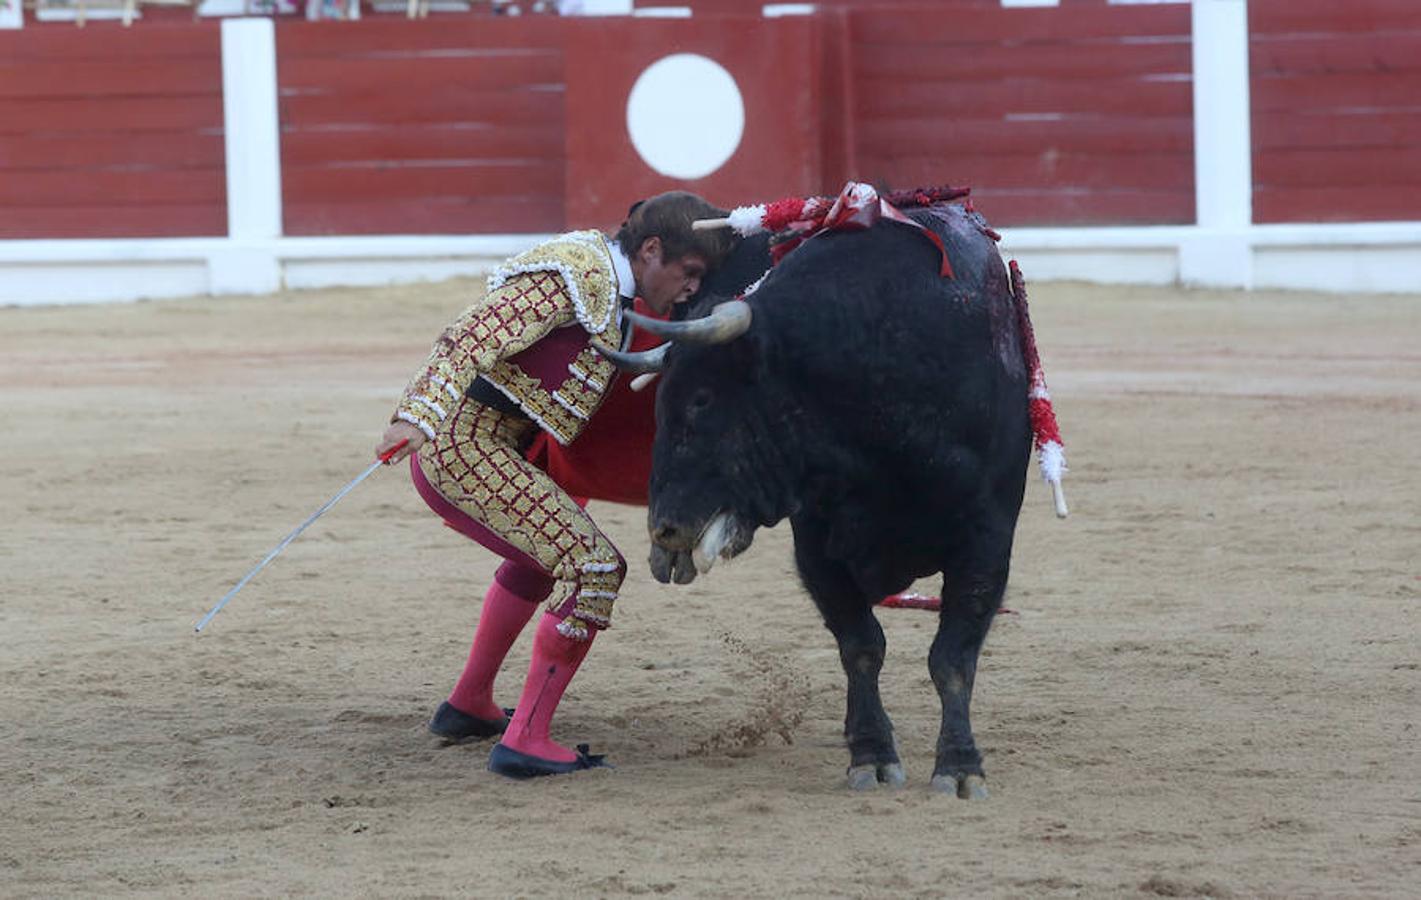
[1,277,1417,898]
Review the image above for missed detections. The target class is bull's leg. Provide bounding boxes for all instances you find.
[791,516,903,790]
[928,560,1009,800]
[828,602,905,791]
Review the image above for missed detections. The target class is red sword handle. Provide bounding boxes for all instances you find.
[377,437,410,464]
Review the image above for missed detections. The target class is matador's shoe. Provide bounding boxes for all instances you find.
[486,742,613,779]
[428,701,514,742]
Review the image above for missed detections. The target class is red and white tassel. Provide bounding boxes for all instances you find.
[1030,378,1069,518]
[696,195,833,237]
[1010,260,1069,519]
[724,204,768,236]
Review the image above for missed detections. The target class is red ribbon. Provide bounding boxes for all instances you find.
[768,182,954,278]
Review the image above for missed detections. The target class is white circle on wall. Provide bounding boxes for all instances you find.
[626,54,744,180]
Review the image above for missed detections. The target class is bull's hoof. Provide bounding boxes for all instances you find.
[846,762,906,790]
[930,772,989,800]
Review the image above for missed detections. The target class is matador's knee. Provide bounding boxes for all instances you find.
[548,548,627,641]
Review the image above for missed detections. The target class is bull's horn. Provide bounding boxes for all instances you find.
[596,341,669,373]
[692,218,732,231]
[624,300,752,345]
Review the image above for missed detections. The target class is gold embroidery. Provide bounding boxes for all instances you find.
[417,402,626,638]
[488,230,620,334]
[393,233,624,445]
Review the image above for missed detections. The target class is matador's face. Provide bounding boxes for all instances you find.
[635,238,708,317]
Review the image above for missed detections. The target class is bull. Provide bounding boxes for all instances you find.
[608,201,1035,798]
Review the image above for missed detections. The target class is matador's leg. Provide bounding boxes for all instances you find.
[417,401,626,768]
[416,401,628,639]
[411,429,548,738]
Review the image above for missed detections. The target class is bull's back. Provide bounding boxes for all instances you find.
[761,207,1031,569]
[762,206,1028,441]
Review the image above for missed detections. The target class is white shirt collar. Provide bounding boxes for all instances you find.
[608,240,636,300]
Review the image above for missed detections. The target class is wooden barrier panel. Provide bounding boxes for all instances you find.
[634,0,1005,12]
[1250,0,1421,223]
[562,14,824,228]
[11,3,1415,243]
[847,2,1195,227]
[0,24,226,239]
[275,18,568,236]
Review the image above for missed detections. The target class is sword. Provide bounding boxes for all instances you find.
[194,439,409,633]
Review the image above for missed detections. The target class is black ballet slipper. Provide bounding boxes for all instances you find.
[486,742,613,779]
[428,702,515,742]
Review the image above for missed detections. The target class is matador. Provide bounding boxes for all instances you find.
[376,192,734,778]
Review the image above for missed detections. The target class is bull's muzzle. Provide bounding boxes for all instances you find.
[649,511,737,577]
[648,543,698,585]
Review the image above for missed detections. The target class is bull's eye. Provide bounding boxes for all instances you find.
[688,388,713,413]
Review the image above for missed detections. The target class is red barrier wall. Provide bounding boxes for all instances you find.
[6,4,1419,242]
[275,18,567,236]
[634,0,1005,12]
[1249,0,1421,224]
[0,24,227,239]
[845,1,1195,226]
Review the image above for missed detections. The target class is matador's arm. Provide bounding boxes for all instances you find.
[392,271,575,439]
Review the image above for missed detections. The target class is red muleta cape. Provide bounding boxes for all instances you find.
[523,297,664,507]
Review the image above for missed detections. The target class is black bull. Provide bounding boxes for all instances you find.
[623,204,1033,797]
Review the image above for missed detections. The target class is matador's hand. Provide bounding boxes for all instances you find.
[377,421,426,465]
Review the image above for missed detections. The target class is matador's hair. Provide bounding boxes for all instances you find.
[614,191,735,270]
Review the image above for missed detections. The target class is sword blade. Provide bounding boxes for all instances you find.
[195,441,406,633]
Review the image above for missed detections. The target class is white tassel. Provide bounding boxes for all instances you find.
[727,205,768,236]
[1038,441,1068,518]
[1038,441,1066,484]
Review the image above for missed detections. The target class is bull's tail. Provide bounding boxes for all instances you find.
[1009,260,1069,519]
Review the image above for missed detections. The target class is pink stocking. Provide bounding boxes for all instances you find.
[500,613,596,762]
[446,575,543,721]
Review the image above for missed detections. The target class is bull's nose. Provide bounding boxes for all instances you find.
[650,521,692,549]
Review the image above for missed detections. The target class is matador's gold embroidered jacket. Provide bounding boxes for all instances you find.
[393,231,628,446]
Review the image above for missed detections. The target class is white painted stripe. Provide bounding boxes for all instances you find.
[221,19,282,242]
[1192,0,1253,231]
[7,222,1421,306]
